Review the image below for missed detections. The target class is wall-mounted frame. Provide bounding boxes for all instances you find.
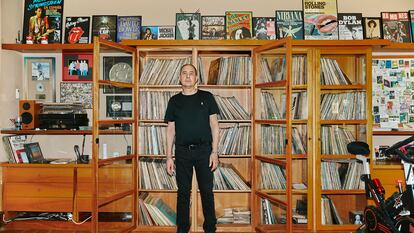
[24,57,56,102]
[62,53,93,81]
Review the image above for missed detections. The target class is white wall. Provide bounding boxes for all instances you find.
[0,0,414,162]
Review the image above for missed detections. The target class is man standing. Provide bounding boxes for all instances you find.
[165,64,219,233]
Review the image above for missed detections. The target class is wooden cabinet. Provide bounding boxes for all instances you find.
[1,164,132,219]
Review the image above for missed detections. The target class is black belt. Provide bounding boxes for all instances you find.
[176,142,211,150]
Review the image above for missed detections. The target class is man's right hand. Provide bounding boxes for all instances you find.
[166,157,175,176]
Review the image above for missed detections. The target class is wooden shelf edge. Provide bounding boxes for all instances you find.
[2,43,94,52]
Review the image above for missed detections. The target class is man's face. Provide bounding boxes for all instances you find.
[351,27,362,39]
[35,8,42,17]
[179,65,197,88]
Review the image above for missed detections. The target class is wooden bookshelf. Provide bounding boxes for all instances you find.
[0,39,398,232]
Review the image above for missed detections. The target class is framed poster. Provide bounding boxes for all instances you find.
[117,16,142,42]
[64,16,90,44]
[275,10,304,40]
[60,82,92,109]
[201,16,226,40]
[338,13,363,40]
[225,11,253,40]
[363,17,382,39]
[381,12,412,43]
[158,26,176,40]
[176,13,201,40]
[24,57,56,102]
[141,26,159,40]
[103,56,133,94]
[62,53,93,81]
[106,95,132,118]
[92,15,117,42]
[303,0,339,40]
[23,0,64,44]
[253,17,276,40]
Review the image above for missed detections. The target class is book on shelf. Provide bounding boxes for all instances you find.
[321,126,356,155]
[213,163,250,190]
[218,125,251,155]
[139,192,176,226]
[217,207,251,224]
[139,57,191,85]
[261,198,277,224]
[321,159,364,190]
[139,125,167,155]
[207,56,252,85]
[260,162,286,190]
[139,158,177,190]
[214,95,250,120]
[2,135,29,163]
[140,91,176,120]
[320,92,366,120]
[321,195,343,225]
[320,58,352,85]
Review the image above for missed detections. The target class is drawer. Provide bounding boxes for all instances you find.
[4,167,74,183]
[4,183,73,198]
[4,197,73,212]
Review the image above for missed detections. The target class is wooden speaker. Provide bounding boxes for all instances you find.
[19,100,40,130]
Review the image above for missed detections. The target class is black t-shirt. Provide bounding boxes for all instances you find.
[164,90,220,145]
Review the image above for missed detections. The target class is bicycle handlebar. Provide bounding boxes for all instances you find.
[384,135,414,164]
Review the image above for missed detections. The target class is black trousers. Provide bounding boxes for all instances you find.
[175,144,216,233]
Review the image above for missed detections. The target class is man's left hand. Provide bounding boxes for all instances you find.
[209,153,219,171]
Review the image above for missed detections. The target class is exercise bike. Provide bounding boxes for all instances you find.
[348,137,414,233]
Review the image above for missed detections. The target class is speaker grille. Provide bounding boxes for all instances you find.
[22,102,31,110]
[21,112,33,124]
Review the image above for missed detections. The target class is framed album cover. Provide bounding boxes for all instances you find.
[64,16,90,44]
[117,16,142,42]
[24,57,56,102]
[253,17,276,40]
[106,95,132,118]
[23,0,64,44]
[201,16,226,40]
[363,17,382,39]
[303,0,339,40]
[381,12,412,43]
[338,13,363,40]
[103,56,133,94]
[92,15,117,42]
[275,10,304,40]
[176,13,201,40]
[225,11,253,40]
[158,26,175,40]
[141,26,159,40]
[62,53,93,81]
[60,82,92,109]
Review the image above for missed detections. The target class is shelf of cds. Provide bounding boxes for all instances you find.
[135,42,254,232]
[252,37,312,233]
[315,48,372,231]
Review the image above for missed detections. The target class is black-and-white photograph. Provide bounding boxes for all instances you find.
[60,82,92,108]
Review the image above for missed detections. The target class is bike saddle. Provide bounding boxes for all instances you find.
[347,141,370,156]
